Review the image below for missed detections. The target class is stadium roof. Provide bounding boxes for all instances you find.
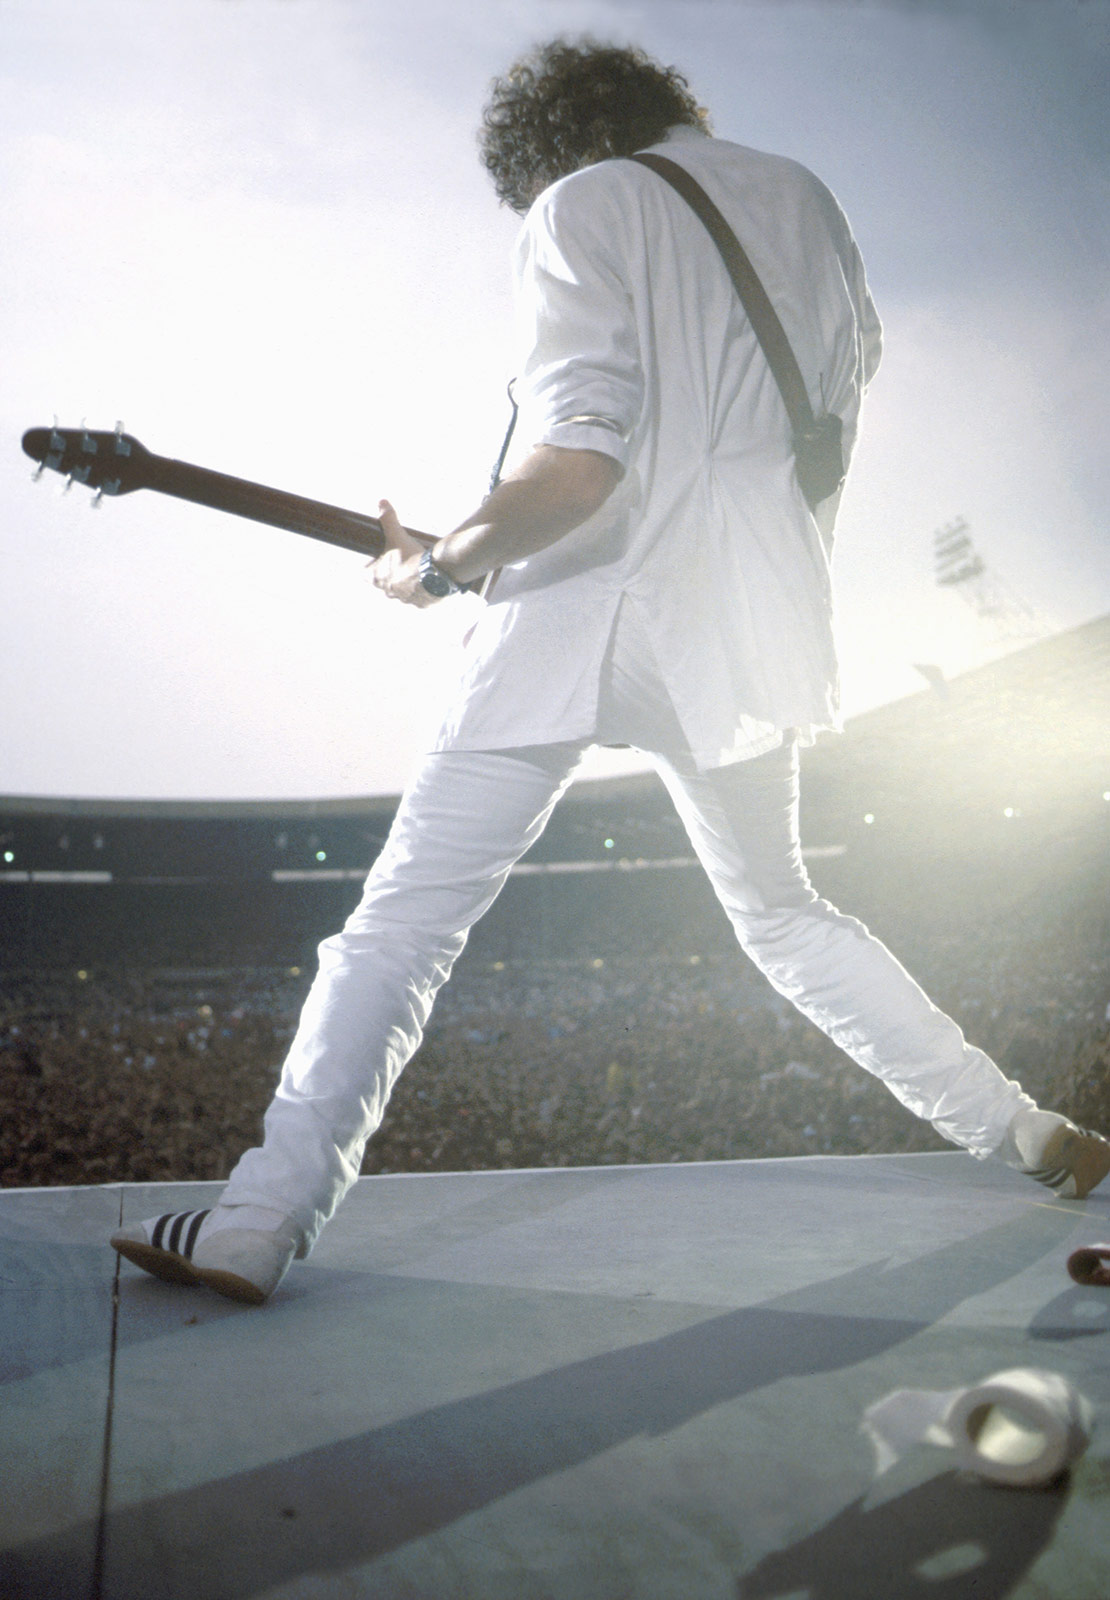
[803,612,1110,829]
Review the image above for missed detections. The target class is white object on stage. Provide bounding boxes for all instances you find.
[862,1367,1094,1488]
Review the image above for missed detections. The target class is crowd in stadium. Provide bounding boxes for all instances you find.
[2,872,1108,1187]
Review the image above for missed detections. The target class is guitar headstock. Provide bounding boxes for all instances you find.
[21,424,151,496]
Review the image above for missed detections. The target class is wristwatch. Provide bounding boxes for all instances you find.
[417,549,462,598]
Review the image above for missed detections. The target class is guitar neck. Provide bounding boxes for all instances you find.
[142,453,430,559]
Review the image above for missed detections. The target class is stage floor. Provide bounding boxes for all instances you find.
[2,1153,1108,1599]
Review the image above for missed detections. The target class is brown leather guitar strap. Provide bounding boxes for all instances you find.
[629,150,845,510]
[629,151,818,437]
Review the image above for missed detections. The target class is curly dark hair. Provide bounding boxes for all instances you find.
[479,38,709,214]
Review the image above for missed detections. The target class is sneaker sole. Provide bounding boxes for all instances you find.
[111,1236,268,1305]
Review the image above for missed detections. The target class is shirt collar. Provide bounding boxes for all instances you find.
[658,123,711,147]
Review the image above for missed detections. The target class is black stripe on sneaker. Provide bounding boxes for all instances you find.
[151,1213,174,1250]
[1030,1166,1069,1191]
[183,1210,211,1259]
[167,1212,192,1254]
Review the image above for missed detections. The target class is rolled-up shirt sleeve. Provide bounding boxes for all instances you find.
[512,176,644,471]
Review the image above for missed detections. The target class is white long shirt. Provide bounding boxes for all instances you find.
[433,125,882,767]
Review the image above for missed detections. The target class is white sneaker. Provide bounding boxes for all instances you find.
[1003,1111,1110,1201]
[110,1207,301,1305]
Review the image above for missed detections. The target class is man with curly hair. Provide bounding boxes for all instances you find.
[112,38,1108,1302]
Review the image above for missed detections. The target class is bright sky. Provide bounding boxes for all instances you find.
[3,0,1107,800]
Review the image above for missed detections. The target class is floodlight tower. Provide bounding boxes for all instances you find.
[933,518,1044,643]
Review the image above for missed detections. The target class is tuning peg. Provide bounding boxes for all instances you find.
[62,473,74,494]
[81,431,98,455]
[32,463,45,483]
[91,488,104,509]
[114,420,130,457]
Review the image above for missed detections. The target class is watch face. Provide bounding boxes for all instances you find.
[418,553,453,597]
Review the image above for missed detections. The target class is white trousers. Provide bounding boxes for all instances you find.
[224,604,1033,1252]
